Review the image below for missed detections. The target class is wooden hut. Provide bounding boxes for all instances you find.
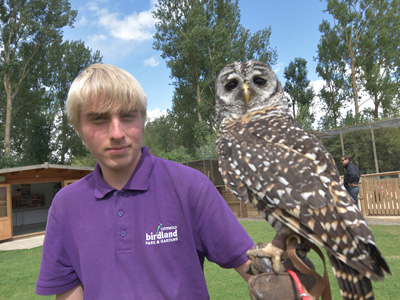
[0,163,93,241]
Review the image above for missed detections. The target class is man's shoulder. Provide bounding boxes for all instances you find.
[57,172,95,196]
[151,156,215,190]
[349,161,359,170]
[153,156,205,176]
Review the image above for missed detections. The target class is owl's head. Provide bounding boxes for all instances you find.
[215,60,287,122]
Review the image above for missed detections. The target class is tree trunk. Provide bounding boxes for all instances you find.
[374,94,379,119]
[4,76,13,156]
[292,102,296,119]
[331,93,338,128]
[196,80,203,122]
[350,59,360,123]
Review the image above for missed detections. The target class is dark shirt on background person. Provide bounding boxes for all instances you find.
[342,154,361,208]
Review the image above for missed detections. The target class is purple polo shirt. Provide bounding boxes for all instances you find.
[36,147,254,299]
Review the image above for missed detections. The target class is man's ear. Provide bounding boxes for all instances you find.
[74,126,86,147]
[74,126,81,138]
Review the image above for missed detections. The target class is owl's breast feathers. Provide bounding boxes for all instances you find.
[217,106,342,210]
[216,106,390,281]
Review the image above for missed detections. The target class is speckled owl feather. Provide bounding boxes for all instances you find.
[215,60,391,300]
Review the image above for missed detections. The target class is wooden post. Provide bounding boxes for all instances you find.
[240,201,248,218]
[339,128,345,156]
[358,178,367,216]
[370,125,379,173]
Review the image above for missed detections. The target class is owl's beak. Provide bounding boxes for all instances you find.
[243,83,250,104]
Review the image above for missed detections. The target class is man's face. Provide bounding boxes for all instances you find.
[341,157,349,166]
[76,100,144,179]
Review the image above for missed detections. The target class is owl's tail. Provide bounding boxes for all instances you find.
[328,253,374,300]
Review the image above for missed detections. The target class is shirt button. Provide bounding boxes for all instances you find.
[121,230,127,237]
[118,210,124,217]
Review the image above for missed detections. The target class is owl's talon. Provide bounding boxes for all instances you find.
[247,243,283,272]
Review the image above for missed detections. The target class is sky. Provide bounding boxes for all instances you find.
[62,0,330,119]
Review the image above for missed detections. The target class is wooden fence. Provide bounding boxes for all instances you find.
[219,171,400,218]
[217,186,260,219]
[359,171,400,216]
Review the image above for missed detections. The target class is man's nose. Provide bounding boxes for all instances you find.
[109,117,125,139]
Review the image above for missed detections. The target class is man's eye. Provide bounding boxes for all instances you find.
[90,115,107,122]
[122,113,137,119]
[225,80,238,91]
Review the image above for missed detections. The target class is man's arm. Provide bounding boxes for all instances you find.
[56,284,84,300]
[235,260,252,282]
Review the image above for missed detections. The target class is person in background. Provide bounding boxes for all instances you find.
[36,64,254,300]
[341,154,361,208]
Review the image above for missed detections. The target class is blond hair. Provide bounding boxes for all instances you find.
[65,64,147,129]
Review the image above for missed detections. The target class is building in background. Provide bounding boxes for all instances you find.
[0,163,92,241]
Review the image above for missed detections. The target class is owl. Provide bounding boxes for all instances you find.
[215,60,391,300]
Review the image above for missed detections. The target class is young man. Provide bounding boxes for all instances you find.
[36,64,254,299]
[341,154,361,208]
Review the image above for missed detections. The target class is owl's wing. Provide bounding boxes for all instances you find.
[216,107,390,281]
[217,106,342,211]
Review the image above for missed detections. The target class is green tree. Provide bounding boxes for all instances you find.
[0,39,101,166]
[144,112,217,162]
[20,111,53,165]
[361,60,399,120]
[374,128,400,172]
[359,0,400,119]
[144,114,181,156]
[71,152,97,168]
[12,87,53,165]
[48,40,102,164]
[321,0,400,123]
[153,0,277,154]
[2,50,56,165]
[0,0,77,156]
[315,20,350,129]
[321,127,400,174]
[144,113,197,162]
[283,58,315,129]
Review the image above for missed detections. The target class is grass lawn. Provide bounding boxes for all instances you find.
[205,220,400,299]
[0,220,398,299]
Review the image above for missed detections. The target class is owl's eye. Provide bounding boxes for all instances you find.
[253,77,266,86]
[225,80,238,91]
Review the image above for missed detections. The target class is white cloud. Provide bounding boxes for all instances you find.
[273,63,285,76]
[309,79,326,125]
[310,79,325,94]
[90,34,107,41]
[144,56,159,67]
[76,16,88,27]
[94,8,155,41]
[150,0,158,8]
[309,79,374,128]
[146,108,168,122]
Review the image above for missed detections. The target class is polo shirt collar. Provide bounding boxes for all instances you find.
[94,146,155,199]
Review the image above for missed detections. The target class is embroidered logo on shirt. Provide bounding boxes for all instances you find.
[145,224,178,246]
[156,223,162,234]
